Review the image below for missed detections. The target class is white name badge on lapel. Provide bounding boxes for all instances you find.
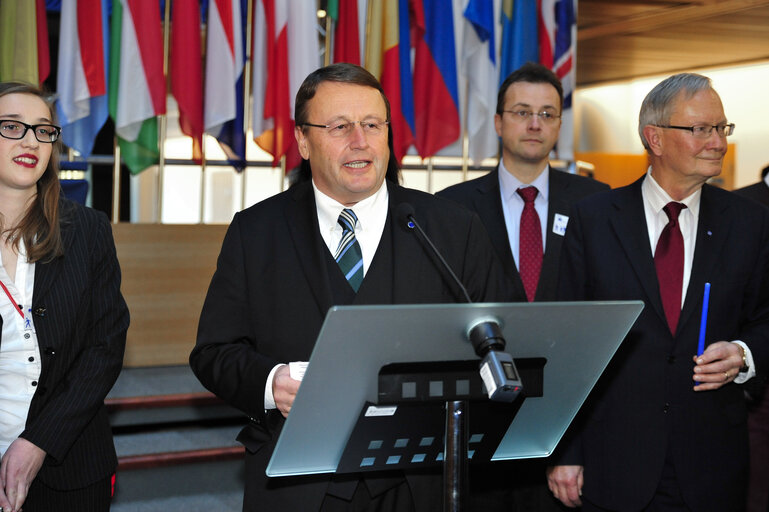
[552,214,569,236]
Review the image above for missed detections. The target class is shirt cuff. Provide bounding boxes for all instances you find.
[264,363,286,410]
[733,340,756,384]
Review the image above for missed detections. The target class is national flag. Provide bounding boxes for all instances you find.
[329,0,361,65]
[540,0,576,160]
[462,0,500,164]
[499,0,539,85]
[411,0,460,157]
[252,0,318,170]
[171,0,203,163]
[108,0,166,175]
[0,0,49,85]
[36,0,50,84]
[365,0,415,162]
[56,0,109,158]
[205,0,246,169]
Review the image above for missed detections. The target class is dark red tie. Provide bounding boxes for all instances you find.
[517,187,543,302]
[654,202,686,334]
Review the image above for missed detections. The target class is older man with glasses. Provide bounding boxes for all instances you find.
[547,73,769,512]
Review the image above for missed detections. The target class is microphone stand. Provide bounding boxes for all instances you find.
[399,204,522,512]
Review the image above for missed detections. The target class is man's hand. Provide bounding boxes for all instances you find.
[272,364,302,418]
[1,437,46,512]
[693,341,745,391]
[547,465,583,508]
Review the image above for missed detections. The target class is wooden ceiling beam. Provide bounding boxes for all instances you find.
[578,0,769,41]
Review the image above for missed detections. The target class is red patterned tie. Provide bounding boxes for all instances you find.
[654,202,686,334]
[517,187,543,302]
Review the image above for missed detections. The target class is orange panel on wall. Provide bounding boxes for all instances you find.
[576,144,735,190]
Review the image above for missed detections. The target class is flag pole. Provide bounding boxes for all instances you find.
[157,0,171,224]
[112,139,121,223]
[324,11,332,66]
[242,0,254,211]
[200,1,209,224]
[461,79,470,182]
[200,138,207,223]
[427,157,434,193]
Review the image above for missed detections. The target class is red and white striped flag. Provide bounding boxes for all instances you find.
[252,0,318,169]
[56,0,109,157]
[205,0,246,165]
[540,0,576,160]
[171,0,203,163]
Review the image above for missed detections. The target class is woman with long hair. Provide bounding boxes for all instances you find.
[0,82,128,512]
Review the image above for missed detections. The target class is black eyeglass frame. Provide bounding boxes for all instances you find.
[654,123,735,138]
[0,119,62,143]
[301,120,390,135]
[501,110,562,122]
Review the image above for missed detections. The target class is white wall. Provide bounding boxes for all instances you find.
[574,59,769,189]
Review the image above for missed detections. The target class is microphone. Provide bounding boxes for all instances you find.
[396,202,472,303]
[396,202,522,402]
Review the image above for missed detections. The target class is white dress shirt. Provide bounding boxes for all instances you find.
[264,181,390,409]
[642,170,755,382]
[498,161,550,268]
[313,180,389,275]
[0,239,42,456]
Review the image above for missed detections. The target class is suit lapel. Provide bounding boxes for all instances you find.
[33,212,74,304]
[388,183,430,302]
[471,170,527,299]
[538,169,570,300]
[608,178,667,324]
[678,185,731,330]
[285,182,335,316]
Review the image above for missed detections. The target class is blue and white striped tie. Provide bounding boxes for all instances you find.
[335,209,364,291]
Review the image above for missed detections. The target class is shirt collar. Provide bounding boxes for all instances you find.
[498,160,550,203]
[643,167,701,217]
[764,173,769,188]
[312,179,389,233]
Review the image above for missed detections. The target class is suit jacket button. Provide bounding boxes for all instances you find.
[34,307,46,317]
[668,356,676,364]
[663,403,670,413]
[44,347,56,356]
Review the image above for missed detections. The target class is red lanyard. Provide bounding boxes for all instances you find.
[0,279,24,319]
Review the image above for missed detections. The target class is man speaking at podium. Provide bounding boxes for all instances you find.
[190,63,510,512]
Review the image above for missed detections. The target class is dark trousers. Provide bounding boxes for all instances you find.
[23,474,112,512]
[320,479,416,512]
[582,454,693,512]
[747,388,769,512]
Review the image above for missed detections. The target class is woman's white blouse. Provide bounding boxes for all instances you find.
[0,239,42,456]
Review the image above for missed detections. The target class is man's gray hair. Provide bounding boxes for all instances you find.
[638,73,714,150]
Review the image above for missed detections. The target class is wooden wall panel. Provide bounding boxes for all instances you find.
[113,224,227,367]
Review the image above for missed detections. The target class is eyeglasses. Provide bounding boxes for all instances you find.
[656,123,735,138]
[502,110,561,124]
[302,119,390,138]
[0,120,61,143]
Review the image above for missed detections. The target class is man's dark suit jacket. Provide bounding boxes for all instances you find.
[556,177,769,511]
[190,179,511,511]
[735,180,769,208]
[438,168,609,302]
[12,200,128,492]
